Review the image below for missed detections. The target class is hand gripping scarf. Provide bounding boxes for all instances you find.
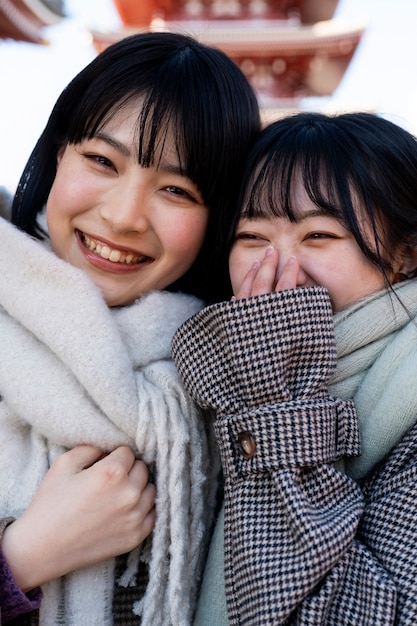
[0,218,217,625]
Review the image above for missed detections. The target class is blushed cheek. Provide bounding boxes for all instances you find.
[228,252,244,294]
[172,218,207,271]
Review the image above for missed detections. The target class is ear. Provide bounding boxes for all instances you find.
[56,144,66,165]
[396,243,417,277]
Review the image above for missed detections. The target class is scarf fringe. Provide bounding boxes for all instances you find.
[0,218,217,625]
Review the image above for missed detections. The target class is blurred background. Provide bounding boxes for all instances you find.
[1,0,417,192]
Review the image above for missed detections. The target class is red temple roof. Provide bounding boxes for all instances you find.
[0,0,64,44]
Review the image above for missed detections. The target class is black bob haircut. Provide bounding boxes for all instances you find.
[235,111,417,280]
[12,31,261,302]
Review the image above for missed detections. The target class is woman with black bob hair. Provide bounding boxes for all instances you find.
[234,110,417,285]
[173,112,417,624]
[0,32,261,625]
[12,30,260,302]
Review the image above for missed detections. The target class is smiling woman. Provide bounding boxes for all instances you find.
[12,31,260,302]
[46,102,209,306]
[0,30,260,625]
[172,111,417,625]
[229,188,388,312]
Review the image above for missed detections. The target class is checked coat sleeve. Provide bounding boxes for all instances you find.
[172,287,397,625]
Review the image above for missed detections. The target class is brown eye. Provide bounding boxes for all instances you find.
[235,233,258,240]
[85,154,114,169]
[166,186,186,196]
[306,232,336,240]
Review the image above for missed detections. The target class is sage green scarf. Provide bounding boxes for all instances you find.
[330,279,417,479]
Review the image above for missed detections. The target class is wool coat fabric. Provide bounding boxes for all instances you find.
[0,217,217,625]
[0,519,42,624]
[172,285,417,625]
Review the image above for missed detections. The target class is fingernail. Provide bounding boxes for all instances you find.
[265,246,274,257]
[287,256,296,265]
[251,260,260,270]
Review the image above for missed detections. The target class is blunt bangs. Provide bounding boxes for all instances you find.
[13,33,260,235]
[236,111,417,272]
[64,61,194,183]
[64,37,255,208]
[12,31,261,301]
[241,115,355,226]
[67,90,192,179]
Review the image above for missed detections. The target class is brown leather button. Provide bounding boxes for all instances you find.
[238,431,256,459]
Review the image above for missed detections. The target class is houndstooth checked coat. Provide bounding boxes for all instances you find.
[172,286,417,625]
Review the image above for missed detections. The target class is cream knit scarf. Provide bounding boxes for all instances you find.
[330,279,417,480]
[0,218,216,625]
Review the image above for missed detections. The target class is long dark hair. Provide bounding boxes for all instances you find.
[235,111,417,281]
[12,32,261,302]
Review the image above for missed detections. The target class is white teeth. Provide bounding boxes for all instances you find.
[100,245,111,260]
[81,233,143,265]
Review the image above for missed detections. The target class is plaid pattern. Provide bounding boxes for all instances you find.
[172,287,412,625]
[358,422,417,624]
[173,287,339,416]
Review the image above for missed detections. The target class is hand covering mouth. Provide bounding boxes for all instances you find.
[80,231,151,265]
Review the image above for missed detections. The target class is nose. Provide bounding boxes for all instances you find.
[275,250,308,287]
[100,179,150,234]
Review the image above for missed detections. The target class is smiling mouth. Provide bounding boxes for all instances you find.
[80,232,151,265]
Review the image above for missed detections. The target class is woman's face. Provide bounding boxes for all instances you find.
[229,176,390,312]
[46,101,208,307]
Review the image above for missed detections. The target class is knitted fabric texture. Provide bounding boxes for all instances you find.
[330,279,417,478]
[0,217,216,625]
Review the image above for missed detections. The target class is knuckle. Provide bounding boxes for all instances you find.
[135,459,149,475]
[123,486,140,510]
[101,459,126,484]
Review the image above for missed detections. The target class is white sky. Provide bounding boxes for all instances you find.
[0,0,416,191]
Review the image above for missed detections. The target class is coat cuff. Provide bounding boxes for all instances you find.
[215,397,360,480]
[172,287,336,414]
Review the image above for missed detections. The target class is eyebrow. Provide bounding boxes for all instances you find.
[157,162,188,177]
[241,208,332,221]
[296,208,331,221]
[94,132,131,157]
[92,132,187,177]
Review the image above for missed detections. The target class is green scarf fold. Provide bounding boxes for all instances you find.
[330,279,417,479]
